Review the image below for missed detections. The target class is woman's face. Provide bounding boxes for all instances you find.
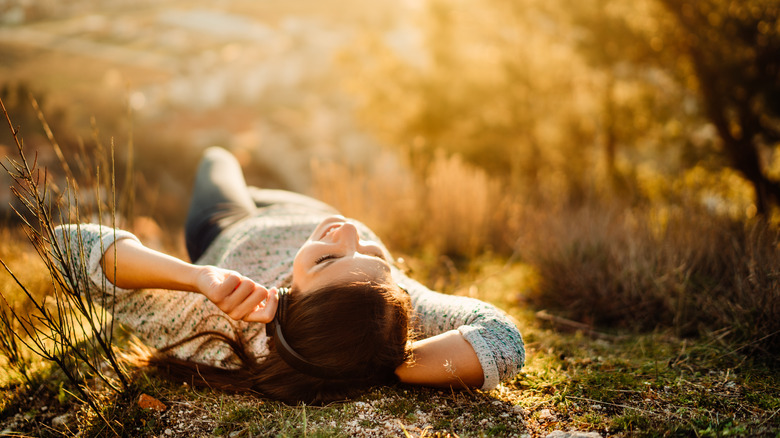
[292,216,393,293]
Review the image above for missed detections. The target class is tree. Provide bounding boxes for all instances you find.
[658,0,780,214]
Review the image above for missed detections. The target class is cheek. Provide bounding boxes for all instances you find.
[291,247,308,276]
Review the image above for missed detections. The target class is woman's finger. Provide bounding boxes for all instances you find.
[221,276,256,312]
[211,272,241,302]
[229,286,268,320]
[244,287,279,323]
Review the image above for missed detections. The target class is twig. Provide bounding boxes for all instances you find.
[535,310,626,341]
[721,329,780,358]
[565,395,656,416]
[757,406,780,429]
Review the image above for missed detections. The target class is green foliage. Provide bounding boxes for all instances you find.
[1,260,778,436]
[514,322,780,437]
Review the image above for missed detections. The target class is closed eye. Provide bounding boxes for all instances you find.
[316,252,385,265]
[315,254,339,264]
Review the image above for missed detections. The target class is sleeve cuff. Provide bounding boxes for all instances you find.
[458,325,500,390]
[86,225,140,295]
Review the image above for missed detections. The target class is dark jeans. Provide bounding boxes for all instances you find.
[184,147,337,262]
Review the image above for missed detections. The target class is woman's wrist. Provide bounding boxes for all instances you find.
[178,262,205,294]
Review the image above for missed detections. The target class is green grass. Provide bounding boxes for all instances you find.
[0,147,777,436]
[1,261,778,437]
[509,323,780,437]
[0,226,778,437]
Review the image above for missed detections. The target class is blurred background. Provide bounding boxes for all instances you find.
[0,0,778,353]
[0,0,413,216]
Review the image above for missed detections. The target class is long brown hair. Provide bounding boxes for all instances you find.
[146,281,411,404]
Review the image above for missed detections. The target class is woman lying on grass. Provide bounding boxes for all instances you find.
[55,147,525,404]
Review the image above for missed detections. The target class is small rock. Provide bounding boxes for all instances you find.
[546,431,603,438]
[138,393,166,412]
[539,409,555,421]
[164,428,173,435]
[52,413,72,429]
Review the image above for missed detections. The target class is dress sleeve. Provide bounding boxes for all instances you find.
[52,224,269,367]
[394,270,525,390]
[53,223,140,302]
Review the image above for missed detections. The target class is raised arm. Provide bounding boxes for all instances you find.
[101,238,278,323]
[55,224,278,323]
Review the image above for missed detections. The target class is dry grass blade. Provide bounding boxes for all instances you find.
[0,95,128,434]
[29,92,74,186]
[535,310,626,341]
[0,303,30,383]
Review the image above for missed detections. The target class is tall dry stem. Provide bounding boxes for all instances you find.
[311,150,516,260]
[0,95,131,432]
[423,152,502,258]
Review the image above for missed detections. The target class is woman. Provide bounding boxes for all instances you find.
[55,147,525,404]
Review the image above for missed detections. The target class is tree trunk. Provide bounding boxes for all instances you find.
[658,0,780,215]
[690,49,780,214]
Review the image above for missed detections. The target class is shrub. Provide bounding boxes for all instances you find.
[522,203,780,355]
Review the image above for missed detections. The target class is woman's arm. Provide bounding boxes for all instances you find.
[395,330,484,388]
[101,238,199,292]
[101,238,278,323]
[392,273,525,390]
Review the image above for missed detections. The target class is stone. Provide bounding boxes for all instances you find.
[138,393,167,412]
[546,431,603,438]
[539,409,555,421]
[52,413,73,429]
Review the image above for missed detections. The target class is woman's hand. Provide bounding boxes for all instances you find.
[194,266,279,323]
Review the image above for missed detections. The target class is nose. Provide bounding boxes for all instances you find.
[332,222,360,250]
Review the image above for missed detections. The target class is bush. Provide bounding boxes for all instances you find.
[522,203,780,356]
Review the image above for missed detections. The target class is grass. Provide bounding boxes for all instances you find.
[2,147,779,435]
[2,325,779,437]
[3,156,780,436]
[1,253,778,437]
[1,94,779,437]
